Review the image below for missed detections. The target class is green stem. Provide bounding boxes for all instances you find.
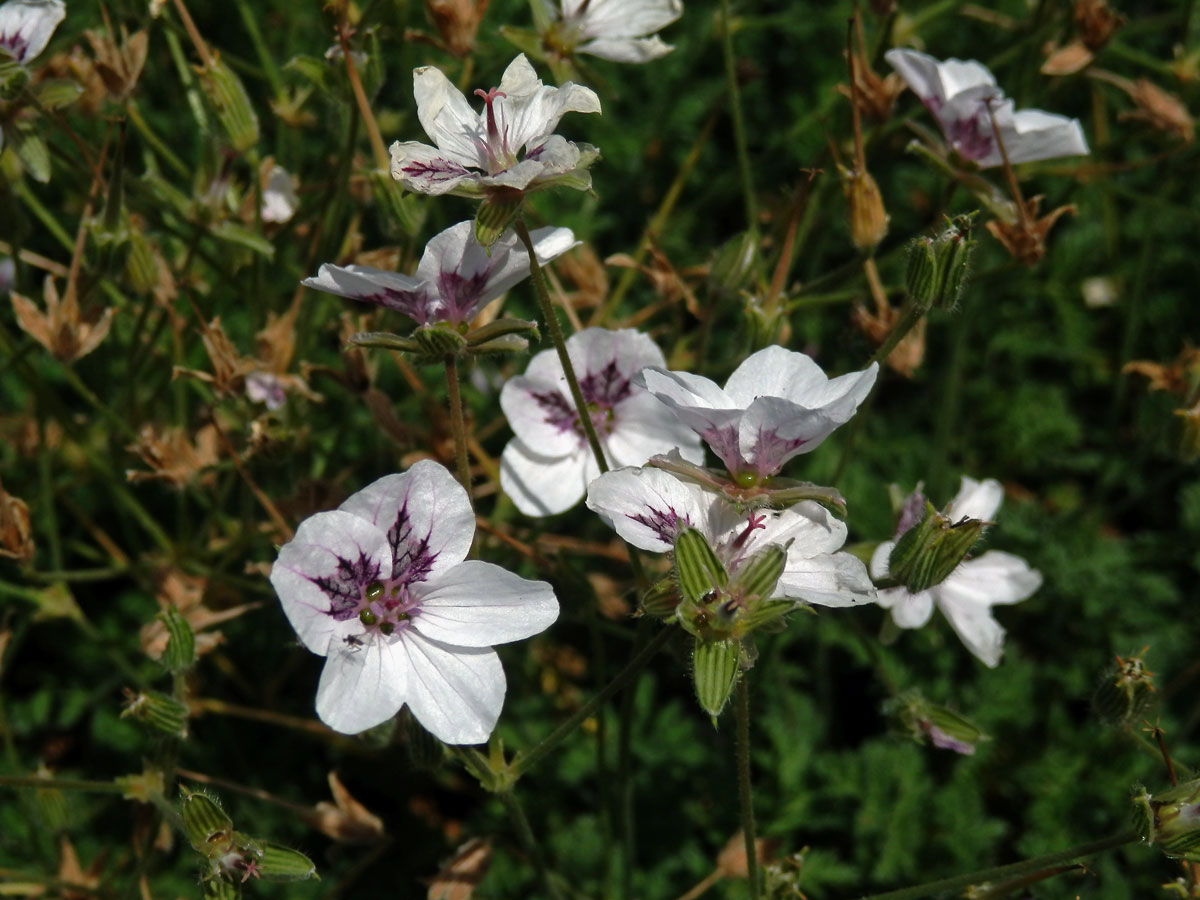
[444,354,474,508]
[734,676,761,900]
[719,0,756,231]
[499,789,565,900]
[616,620,650,900]
[509,627,672,780]
[928,307,969,500]
[0,775,129,793]
[867,299,925,369]
[849,830,1141,900]
[514,218,609,475]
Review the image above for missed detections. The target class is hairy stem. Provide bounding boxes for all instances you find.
[499,790,566,900]
[719,0,757,231]
[444,354,474,508]
[735,676,761,900]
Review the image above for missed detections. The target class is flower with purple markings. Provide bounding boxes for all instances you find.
[871,476,1042,667]
[270,460,558,742]
[586,466,876,607]
[540,0,683,64]
[638,345,878,485]
[499,328,703,516]
[885,49,1089,168]
[389,54,600,198]
[303,221,575,328]
[0,0,64,64]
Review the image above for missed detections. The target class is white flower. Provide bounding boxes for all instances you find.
[500,327,703,516]
[389,54,601,197]
[587,466,875,607]
[261,165,298,224]
[871,476,1042,667]
[269,460,559,742]
[638,345,878,483]
[885,48,1089,167]
[541,0,683,64]
[0,0,64,64]
[302,221,575,327]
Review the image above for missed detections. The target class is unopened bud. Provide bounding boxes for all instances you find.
[1092,650,1155,726]
[158,606,196,672]
[843,169,889,251]
[122,689,190,738]
[905,214,976,310]
[181,787,234,858]
[201,57,259,152]
[708,230,759,300]
[692,638,740,719]
[890,691,985,755]
[887,501,988,593]
[257,842,319,881]
[1134,779,1200,861]
[640,576,680,618]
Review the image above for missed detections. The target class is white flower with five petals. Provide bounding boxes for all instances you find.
[871,476,1042,667]
[500,327,703,516]
[302,221,575,327]
[269,460,559,742]
[540,0,683,64]
[0,0,64,64]
[638,345,878,483]
[389,54,601,198]
[587,466,876,607]
[885,49,1089,168]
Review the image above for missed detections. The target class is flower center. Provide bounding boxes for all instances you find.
[473,86,513,174]
[355,579,421,637]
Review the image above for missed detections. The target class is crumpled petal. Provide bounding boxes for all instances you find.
[413,560,559,647]
[495,54,601,154]
[398,633,505,744]
[389,141,480,196]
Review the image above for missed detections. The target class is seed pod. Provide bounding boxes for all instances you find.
[1092,650,1155,726]
[201,57,259,152]
[122,689,190,738]
[692,638,740,719]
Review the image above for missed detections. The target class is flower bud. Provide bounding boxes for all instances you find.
[122,689,190,738]
[708,230,759,300]
[181,787,235,858]
[201,57,259,152]
[889,691,985,755]
[843,169,889,251]
[887,500,988,593]
[674,528,728,606]
[905,214,976,310]
[1092,650,1155,726]
[1134,779,1200,861]
[257,842,319,881]
[640,576,680,618]
[158,606,196,673]
[692,638,741,719]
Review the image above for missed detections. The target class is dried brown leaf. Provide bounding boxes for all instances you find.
[985,197,1075,266]
[428,838,491,900]
[715,831,779,879]
[10,277,114,362]
[0,478,35,562]
[1042,42,1095,76]
[426,0,490,57]
[300,772,386,844]
[126,424,220,488]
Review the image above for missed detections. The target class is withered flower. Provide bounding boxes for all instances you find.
[425,0,490,57]
[852,297,926,377]
[84,25,148,100]
[139,568,260,660]
[300,772,386,844]
[985,196,1075,266]
[126,424,219,488]
[10,276,114,362]
[0,477,34,563]
[1119,77,1194,142]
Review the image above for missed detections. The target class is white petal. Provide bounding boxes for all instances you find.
[939,551,1042,606]
[398,633,506,744]
[585,466,708,551]
[314,639,409,734]
[471,225,578,310]
[1001,108,1089,164]
[569,0,682,39]
[478,157,551,191]
[389,140,480,196]
[578,36,674,63]
[338,461,475,582]
[883,587,936,628]
[500,362,587,458]
[739,501,849,560]
[413,560,559,646]
[500,440,593,516]
[302,263,433,323]
[270,510,392,655]
[606,393,705,468]
[726,347,878,410]
[0,0,65,64]
[412,65,487,168]
[776,550,877,607]
[494,54,601,155]
[947,476,1003,522]
[869,540,894,580]
[885,49,995,106]
[638,367,745,470]
[935,596,1006,667]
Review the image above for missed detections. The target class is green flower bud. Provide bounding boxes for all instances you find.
[905,214,976,311]
[1134,779,1200,861]
[122,689,190,738]
[181,787,234,858]
[640,576,680,619]
[708,230,759,300]
[887,501,987,593]
[257,842,319,881]
[692,638,741,719]
[674,528,728,607]
[889,691,985,755]
[1092,650,1155,727]
[201,58,259,152]
[158,606,196,673]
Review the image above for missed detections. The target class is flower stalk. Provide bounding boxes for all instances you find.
[735,677,761,900]
[444,354,474,507]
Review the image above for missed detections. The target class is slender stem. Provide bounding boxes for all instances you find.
[338,21,389,169]
[444,354,474,508]
[867,299,925,368]
[499,790,565,900]
[170,0,215,68]
[513,218,609,475]
[849,830,1141,900]
[734,676,761,900]
[719,0,757,230]
[928,307,968,500]
[616,620,650,900]
[0,775,128,793]
[509,627,672,779]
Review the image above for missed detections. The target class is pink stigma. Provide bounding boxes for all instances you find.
[732,512,767,551]
[474,87,509,162]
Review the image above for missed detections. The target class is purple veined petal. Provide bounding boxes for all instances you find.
[737,398,847,475]
[740,501,850,562]
[946,476,1004,522]
[314,637,410,734]
[568,0,682,41]
[603,392,705,469]
[585,465,707,552]
[412,64,488,168]
[338,461,475,585]
[0,0,64,64]
[389,140,482,196]
[477,158,550,192]
[302,263,434,324]
[396,632,506,744]
[270,510,392,655]
[523,134,582,175]
[500,439,594,516]
[884,49,996,109]
[938,551,1043,606]
[412,560,559,646]
[637,367,745,471]
[578,36,675,63]
[493,54,601,157]
[935,593,1006,667]
[245,372,286,410]
[415,222,492,324]
[500,364,588,458]
[775,551,877,608]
